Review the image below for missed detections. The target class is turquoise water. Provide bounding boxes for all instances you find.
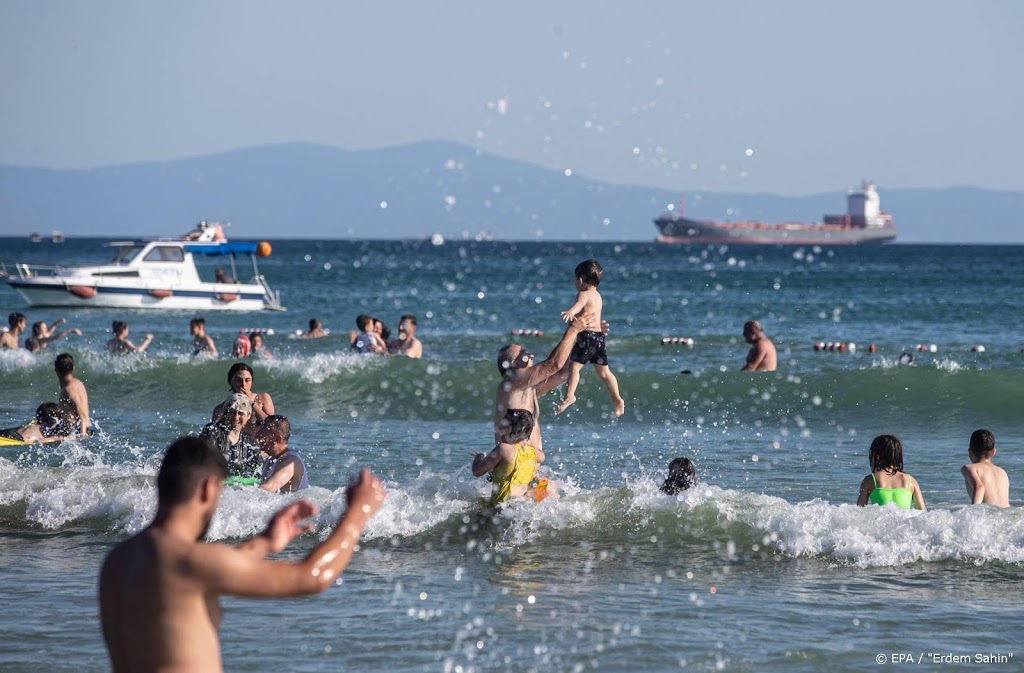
[1,238,1022,672]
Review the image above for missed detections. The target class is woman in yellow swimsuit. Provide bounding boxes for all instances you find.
[471,409,552,506]
[856,434,926,510]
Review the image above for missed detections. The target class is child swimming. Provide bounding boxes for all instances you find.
[660,457,697,495]
[856,434,926,510]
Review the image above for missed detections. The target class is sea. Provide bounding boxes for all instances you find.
[1,237,1022,673]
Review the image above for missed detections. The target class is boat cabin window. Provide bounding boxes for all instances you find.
[111,246,143,263]
[142,246,185,263]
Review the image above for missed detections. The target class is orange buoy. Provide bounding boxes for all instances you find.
[68,285,96,299]
[256,241,272,257]
[149,289,172,298]
[217,293,240,302]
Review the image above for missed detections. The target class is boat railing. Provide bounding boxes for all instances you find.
[252,274,286,311]
[0,262,67,279]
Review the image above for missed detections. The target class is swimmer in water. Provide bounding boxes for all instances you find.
[857,434,926,510]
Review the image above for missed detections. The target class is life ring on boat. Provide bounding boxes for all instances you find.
[216,293,240,302]
[149,289,173,299]
[67,285,96,299]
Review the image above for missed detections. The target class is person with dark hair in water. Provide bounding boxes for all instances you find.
[56,353,91,435]
[189,317,218,358]
[212,362,274,435]
[857,434,926,510]
[349,315,386,354]
[99,436,386,673]
[107,320,153,355]
[0,403,78,443]
[258,415,309,493]
[0,312,27,349]
[472,408,554,505]
[25,319,81,352]
[388,314,423,358]
[660,457,697,495]
[299,318,328,339]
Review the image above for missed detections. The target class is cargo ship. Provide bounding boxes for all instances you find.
[653,181,895,245]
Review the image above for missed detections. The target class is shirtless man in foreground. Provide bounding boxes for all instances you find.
[741,320,777,372]
[55,352,91,434]
[494,313,589,452]
[99,436,385,673]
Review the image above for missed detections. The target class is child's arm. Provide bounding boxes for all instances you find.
[856,475,873,506]
[911,477,926,511]
[561,292,587,323]
[472,443,513,477]
[961,465,983,504]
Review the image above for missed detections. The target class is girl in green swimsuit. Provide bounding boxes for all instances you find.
[857,434,926,510]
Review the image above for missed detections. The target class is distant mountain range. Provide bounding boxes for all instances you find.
[2,141,1022,243]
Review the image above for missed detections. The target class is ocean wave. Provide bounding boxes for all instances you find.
[3,458,1022,567]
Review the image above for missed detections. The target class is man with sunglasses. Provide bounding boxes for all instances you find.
[494,311,592,453]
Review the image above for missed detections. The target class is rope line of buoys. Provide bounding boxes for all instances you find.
[511,329,545,336]
[813,341,857,352]
[241,328,275,335]
[813,342,995,353]
[661,337,695,346]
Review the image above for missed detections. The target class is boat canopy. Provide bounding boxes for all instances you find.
[183,242,259,256]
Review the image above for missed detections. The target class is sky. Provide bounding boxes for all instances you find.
[1,0,1021,196]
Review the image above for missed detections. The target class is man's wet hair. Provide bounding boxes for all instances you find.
[190,317,205,330]
[34,402,76,437]
[661,457,697,495]
[157,437,229,507]
[8,312,25,329]
[112,321,127,336]
[400,315,417,326]
[356,314,374,331]
[498,409,535,444]
[969,429,995,457]
[575,259,603,287]
[54,353,75,376]
[869,434,905,474]
[309,318,321,331]
[263,415,291,441]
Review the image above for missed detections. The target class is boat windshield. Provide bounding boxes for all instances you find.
[111,245,143,264]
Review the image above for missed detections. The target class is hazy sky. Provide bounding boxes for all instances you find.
[1,1,1021,195]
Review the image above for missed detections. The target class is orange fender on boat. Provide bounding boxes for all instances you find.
[68,285,96,299]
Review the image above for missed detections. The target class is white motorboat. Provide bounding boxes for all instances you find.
[3,222,285,311]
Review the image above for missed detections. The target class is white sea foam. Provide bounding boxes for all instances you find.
[5,457,1023,567]
[260,352,383,384]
